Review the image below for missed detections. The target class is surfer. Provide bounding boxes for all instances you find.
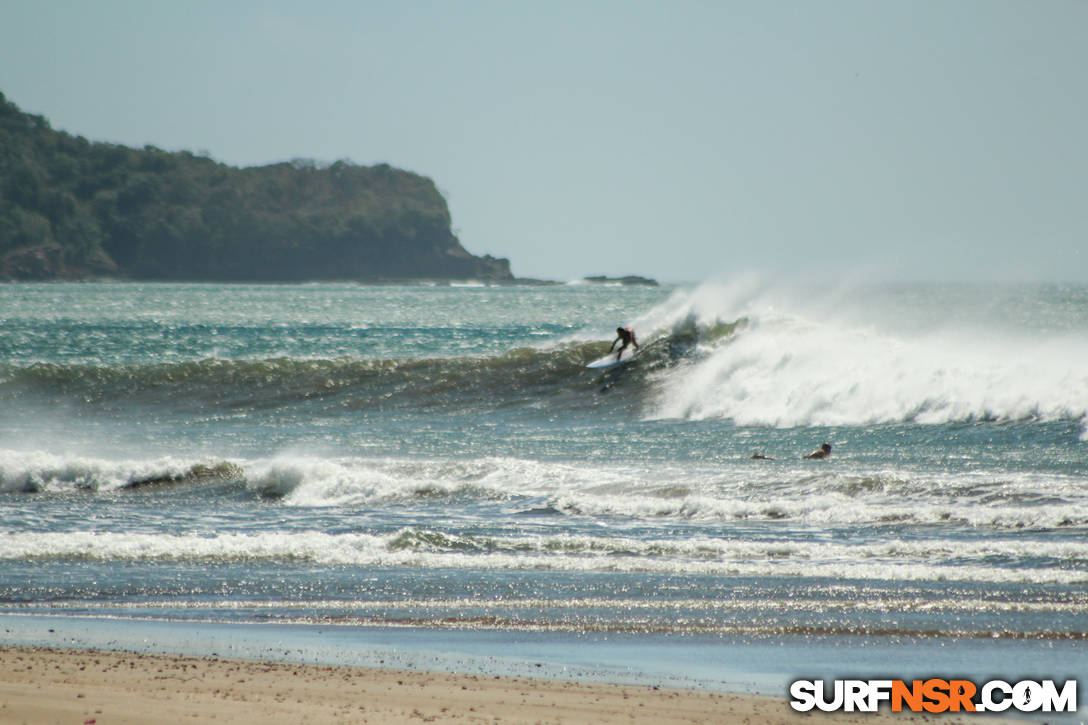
[609,326,640,361]
[751,452,774,460]
[804,442,832,459]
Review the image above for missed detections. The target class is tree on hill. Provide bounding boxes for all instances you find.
[0,92,511,281]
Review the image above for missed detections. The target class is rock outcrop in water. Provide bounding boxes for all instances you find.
[0,92,512,282]
[582,275,659,286]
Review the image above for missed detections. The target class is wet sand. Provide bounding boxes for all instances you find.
[0,645,991,724]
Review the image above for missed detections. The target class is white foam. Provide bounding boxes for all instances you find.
[247,455,597,507]
[0,449,206,493]
[4,447,1084,534]
[2,528,1083,585]
[640,281,1088,426]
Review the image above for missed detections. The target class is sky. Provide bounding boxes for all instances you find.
[2,0,1086,283]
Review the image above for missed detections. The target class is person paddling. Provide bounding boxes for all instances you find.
[804,442,832,459]
[609,326,640,361]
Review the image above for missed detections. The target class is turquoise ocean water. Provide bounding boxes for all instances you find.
[1,280,1086,703]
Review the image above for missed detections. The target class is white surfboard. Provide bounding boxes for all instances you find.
[586,345,640,369]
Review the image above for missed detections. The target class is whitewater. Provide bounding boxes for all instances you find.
[1,279,1086,650]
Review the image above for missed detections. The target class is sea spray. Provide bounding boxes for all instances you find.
[642,281,1088,427]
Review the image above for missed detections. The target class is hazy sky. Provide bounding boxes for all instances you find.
[2,0,1086,283]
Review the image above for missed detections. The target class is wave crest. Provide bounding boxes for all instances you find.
[643,282,1088,427]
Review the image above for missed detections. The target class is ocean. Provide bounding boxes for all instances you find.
[2,279,1086,704]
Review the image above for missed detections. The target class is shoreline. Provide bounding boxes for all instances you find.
[0,614,1064,724]
[0,644,996,725]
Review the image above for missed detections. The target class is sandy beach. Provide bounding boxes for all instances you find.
[0,645,1001,725]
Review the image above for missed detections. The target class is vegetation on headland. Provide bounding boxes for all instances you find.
[0,92,511,282]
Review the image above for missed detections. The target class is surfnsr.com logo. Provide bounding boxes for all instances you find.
[789,678,1078,714]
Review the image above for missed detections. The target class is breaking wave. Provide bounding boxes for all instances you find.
[4,450,1086,535]
[3,526,1086,585]
[640,280,1088,429]
[2,279,1086,429]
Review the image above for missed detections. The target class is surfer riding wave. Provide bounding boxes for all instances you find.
[610,326,640,361]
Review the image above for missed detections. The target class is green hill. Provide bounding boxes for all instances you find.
[0,92,511,281]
